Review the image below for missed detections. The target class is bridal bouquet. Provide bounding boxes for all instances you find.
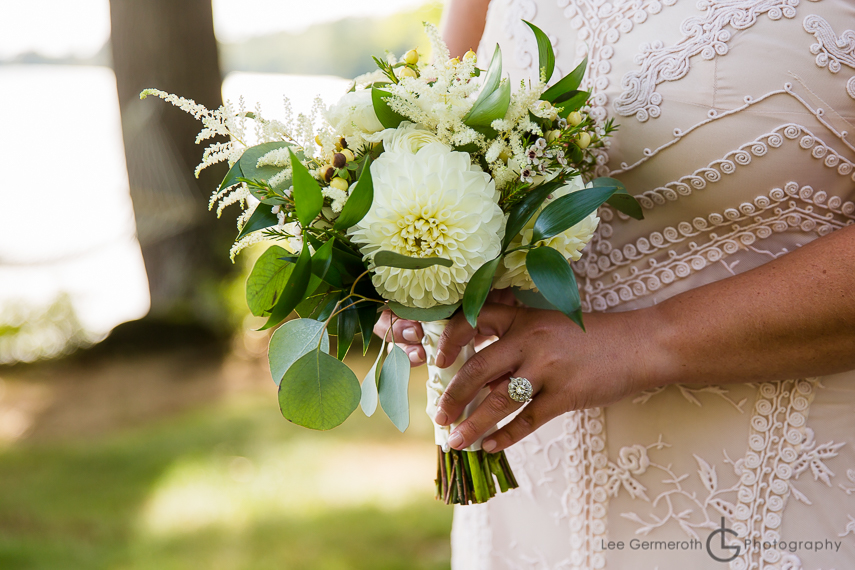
[142,21,642,505]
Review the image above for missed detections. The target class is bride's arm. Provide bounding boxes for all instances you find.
[440,0,491,58]
[433,223,855,453]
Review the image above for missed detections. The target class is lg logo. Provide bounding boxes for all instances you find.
[706,518,741,563]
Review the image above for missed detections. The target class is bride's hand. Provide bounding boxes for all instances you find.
[433,303,658,453]
[372,289,519,368]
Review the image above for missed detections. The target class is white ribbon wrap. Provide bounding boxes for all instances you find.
[422,319,496,452]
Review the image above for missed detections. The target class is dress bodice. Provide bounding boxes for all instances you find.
[454,2,855,569]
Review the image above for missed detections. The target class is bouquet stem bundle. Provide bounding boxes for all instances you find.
[436,446,518,505]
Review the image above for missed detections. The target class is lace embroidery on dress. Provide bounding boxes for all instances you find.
[577,179,855,312]
[613,0,821,122]
[561,409,610,570]
[728,380,839,569]
[803,14,855,100]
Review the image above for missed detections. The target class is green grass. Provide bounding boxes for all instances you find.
[0,391,452,570]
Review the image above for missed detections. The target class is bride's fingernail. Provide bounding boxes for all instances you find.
[448,432,463,449]
[402,327,418,342]
[436,351,447,368]
[482,439,497,453]
[408,350,423,364]
[435,410,448,425]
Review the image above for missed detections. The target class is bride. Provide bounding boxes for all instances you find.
[377,0,855,568]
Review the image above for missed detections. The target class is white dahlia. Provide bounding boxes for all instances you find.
[494,176,599,290]
[351,142,504,308]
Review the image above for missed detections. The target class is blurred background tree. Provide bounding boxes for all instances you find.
[108,0,236,346]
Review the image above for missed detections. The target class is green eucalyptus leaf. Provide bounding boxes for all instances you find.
[556,91,590,117]
[373,250,452,270]
[523,20,555,82]
[239,142,294,203]
[525,246,584,329]
[531,184,621,244]
[594,177,644,220]
[289,148,323,227]
[542,56,588,103]
[246,245,294,317]
[360,341,384,417]
[387,302,460,322]
[236,205,278,241]
[260,241,313,330]
[462,257,503,328]
[269,318,330,385]
[334,156,374,231]
[502,181,562,250]
[336,298,359,360]
[278,348,361,430]
[371,87,407,129]
[378,344,411,432]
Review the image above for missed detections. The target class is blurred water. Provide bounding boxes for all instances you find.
[0,65,351,339]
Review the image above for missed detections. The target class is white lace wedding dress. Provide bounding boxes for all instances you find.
[452,1,855,568]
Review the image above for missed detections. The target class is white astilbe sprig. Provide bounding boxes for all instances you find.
[424,22,450,64]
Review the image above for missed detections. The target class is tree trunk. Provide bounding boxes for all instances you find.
[109,0,235,337]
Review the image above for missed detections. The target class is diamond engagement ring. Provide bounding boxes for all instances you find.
[508,377,533,403]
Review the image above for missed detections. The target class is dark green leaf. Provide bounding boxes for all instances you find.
[295,284,331,318]
[525,246,584,329]
[334,156,374,231]
[269,318,330,385]
[245,245,294,317]
[260,241,313,330]
[236,204,278,241]
[523,21,555,82]
[531,184,621,244]
[371,87,407,129]
[512,287,557,311]
[387,302,460,322]
[594,177,644,220]
[357,303,378,355]
[278,348,361,430]
[502,181,561,250]
[289,148,323,227]
[556,91,590,117]
[379,344,410,432]
[462,257,502,328]
[315,291,342,321]
[373,250,453,270]
[336,298,359,360]
[311,238,336,282]
[542,56,588,103]
[219,160,243,192]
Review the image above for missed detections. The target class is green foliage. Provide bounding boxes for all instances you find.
[462,257,503,328]
[236,204,279,241]
[372,87,408,129]
[373,251,452,270]
[530,181,625,244]
[523,21,554,82]
[462,45,510,131]
[525,246,584,329]
[245,246,294,317]
[269,318,330,386]
[334,156,374,231]
[542,56,588,103]
[336,298,359,361]
[555,90,589,118]
[261,242,313,330]
[360,343,384,417]
[502,181,560,250]
[289,148,324,227]
[278,348,362,430]
[387,302,460,322]
[596,177,645,220]
[239,142,294,203]
[378,345,411,432]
